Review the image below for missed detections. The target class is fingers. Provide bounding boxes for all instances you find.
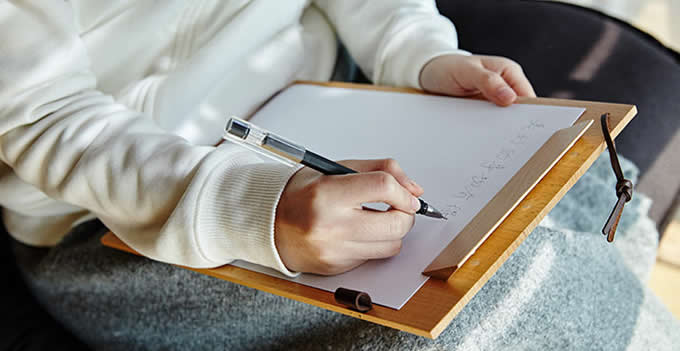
[324,171,421,214]
[343,209,415,241]
[308,239,404,275]
[317,158,424,214]
[421,54,536,106]
[342,240,404,260]
[481,56,536,98]
[477,56,536,103]
[500,63,536,98]
[275,158,420,275]
[319,210,413,270]
[337,158,424,196]
[468,65,518,107]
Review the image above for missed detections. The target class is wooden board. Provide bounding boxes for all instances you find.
[101,81,637,338]
[424,120,593,279]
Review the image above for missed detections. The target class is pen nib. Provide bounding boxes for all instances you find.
[425,204,447,220]
[416,199,447,220]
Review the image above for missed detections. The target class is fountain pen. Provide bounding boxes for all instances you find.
[223,117,447,220]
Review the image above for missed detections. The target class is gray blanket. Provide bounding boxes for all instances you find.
[13,154,680,350]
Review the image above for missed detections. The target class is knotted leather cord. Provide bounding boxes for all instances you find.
[601,113,633,242]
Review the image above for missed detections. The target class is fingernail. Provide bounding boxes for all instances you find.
[412,197,422,212]
[496,87,515,102]
[409,180,424,192]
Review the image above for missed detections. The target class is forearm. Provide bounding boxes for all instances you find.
[0,1,298,274]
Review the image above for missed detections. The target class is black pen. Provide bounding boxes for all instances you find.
[223,117,446,220]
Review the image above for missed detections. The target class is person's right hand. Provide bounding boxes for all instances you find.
[274,159,424,275]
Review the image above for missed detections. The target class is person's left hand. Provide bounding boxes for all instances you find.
[419,54,536,106]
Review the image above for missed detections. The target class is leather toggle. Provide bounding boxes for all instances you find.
[601,113,633,242]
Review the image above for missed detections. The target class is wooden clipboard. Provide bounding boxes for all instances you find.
[101,81,637,338]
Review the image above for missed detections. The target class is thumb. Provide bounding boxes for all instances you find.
[469,67,517,106]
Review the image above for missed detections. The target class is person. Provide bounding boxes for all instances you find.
[3,1,679,350]
[0,1,533,277]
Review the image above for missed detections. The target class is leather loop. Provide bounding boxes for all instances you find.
[616,179,633,202]
[600,113,633,242]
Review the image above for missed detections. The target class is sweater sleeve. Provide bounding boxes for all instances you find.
[0,1,298,276]
[314,0,470,89]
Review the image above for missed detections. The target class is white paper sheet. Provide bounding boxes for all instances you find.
[231,84,585,309]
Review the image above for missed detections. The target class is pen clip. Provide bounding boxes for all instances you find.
[223,116,300,167]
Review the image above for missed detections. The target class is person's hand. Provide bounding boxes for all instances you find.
[419,54,536,106]
[274,159,424,275]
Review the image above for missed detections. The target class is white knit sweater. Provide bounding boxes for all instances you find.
[0,0,465,275]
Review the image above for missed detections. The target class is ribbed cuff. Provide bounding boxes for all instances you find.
[194,160,300,277]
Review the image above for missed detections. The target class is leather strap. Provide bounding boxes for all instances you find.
[601,113,633,242]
